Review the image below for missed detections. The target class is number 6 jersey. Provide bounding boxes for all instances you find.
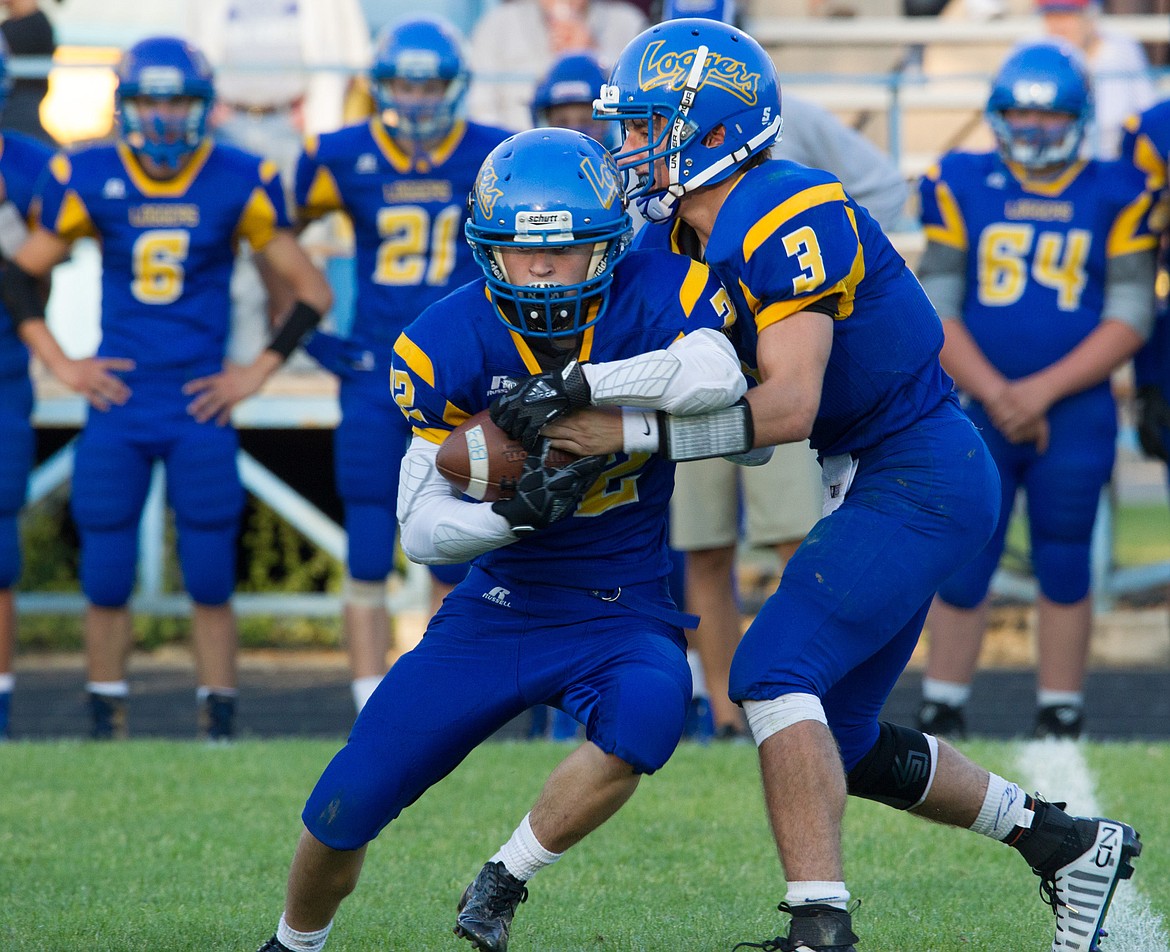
[37,139,290,375]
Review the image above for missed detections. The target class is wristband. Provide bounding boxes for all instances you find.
[0,201,28,259]
[266,300,323,359]
[621,408,661,454]
[661,398,754,461]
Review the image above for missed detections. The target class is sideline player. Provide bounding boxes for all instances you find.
[293,15,512,712]
[0,37,53,739]
[495,19,1141,951]
[916,40,1157,740]
[253,127,747,952]
[6,36,332,740]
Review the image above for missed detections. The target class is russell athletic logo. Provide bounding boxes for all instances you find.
[482,586,513,608]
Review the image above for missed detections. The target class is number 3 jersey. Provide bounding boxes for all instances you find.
[37,140,290,376]
[294,118,512,357]
[639,159,955,459]
[919,151,1157,382]
[391,250,735,589]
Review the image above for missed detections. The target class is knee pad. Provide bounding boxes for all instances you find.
[846,720,938,810]
[177,524,238,605]
[345,503,396,581]
[1033,538,1091,604]
[743,692,827,747]
[80,528,138,607]
[0,514,20,588]
[343,575,386,608]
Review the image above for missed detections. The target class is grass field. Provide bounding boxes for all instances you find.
[1,739,1165,952]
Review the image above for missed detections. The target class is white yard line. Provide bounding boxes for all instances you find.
[1018,739,1169,952]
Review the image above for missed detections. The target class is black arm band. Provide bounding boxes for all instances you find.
[1,261,44,330]
[659,397,755,461]
[266,300,323,359]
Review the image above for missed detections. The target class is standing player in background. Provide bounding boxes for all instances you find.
[4,36,332,740]
[254,128,747,952]
[916,40,1157,741]
[496,19,1141,951]
[0,37,53,738]
[1120,100,1170,483]
[293,15,512,713]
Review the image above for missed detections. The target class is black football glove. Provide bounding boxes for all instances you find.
[1136,384,1170,462]
[492,446,605,535]
[490,360,591,450]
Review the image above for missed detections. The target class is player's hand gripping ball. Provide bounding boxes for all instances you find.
[436,409,582,502]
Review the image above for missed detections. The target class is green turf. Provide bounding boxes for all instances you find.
[0,739,1164,951]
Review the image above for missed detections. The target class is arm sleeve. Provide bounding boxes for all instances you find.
[1102,248,1157,340]
[582,327,746,414]
[914,239,967,321]
[396,436,519,564]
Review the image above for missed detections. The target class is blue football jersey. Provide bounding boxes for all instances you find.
[391,249,737,588]
[295,119,512,356]
[1120,103,1170,389]
[37,141,290,375]
[638,159,953,458]
[919,151,1156,382]
[0,132,52,379]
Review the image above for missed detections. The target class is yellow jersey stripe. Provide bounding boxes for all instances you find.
[394,331,436,387]
[678,259,707,316]
[743,182,847,265]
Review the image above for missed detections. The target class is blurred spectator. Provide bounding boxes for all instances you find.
[466,0,647,130]
[187,0,373,178]
[359,0,488,36]
[1036,0,1155,158]
[0,0,58,146]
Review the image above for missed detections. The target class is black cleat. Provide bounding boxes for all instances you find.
[916,699,967,739]
[89,692,128,740]
[732,902,859,951]
[254,936,294,952]
[454,861,529,952]
[200,692,237,741]
[1017,798,1141,952]
[1034,704,1084,740]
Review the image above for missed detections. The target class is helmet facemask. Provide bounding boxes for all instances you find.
[121,94,210,173]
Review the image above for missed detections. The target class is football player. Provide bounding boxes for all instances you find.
[491,19,1141,952]
[293,15,513,713]
[0,36,54,739]
[5,36,332,740]
[254,128,747,952]
[916,40,1157,741]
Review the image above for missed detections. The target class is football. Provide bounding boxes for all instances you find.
[435,409,579,502]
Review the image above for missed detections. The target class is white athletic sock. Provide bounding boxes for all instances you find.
[921,677,971,708]
[785,881,850,910]
[86,680,129,698]
[196,686,238,702]
[969,773,1031,841]
[491,813,562,882]
[1037,689,1083,709]
[0,673,14,693]
[351,676,381,712]
[686,649,707,698]
[276,913,332,952]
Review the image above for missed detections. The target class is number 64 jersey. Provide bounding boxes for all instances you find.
[918,151,1157,381]
[37,140,290,376]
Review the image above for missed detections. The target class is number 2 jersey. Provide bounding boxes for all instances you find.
[638,158,956,459]
[294,118,512,357]
[918,150,1156,384]
[37,140,290,376]
[391,250,735,589]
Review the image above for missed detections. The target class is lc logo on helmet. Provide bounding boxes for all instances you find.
[637,40,760,106]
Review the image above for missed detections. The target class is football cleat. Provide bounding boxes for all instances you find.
[199,691,236,742]
[916,699,967,739]
[454,861,529,952]
[1022,800,1141,952]
[254,936,293,952]
[89,692,128,741]
[1034,704,1084,740]
[732,902,859,951]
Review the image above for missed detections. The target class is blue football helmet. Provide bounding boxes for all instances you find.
[594,18,782,222]
[371,16,469,144]
[466,128,633,340]
[0,34,10,119]
[986,40,1092,172]
[531,54,615,145]
[117,36,214,173]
